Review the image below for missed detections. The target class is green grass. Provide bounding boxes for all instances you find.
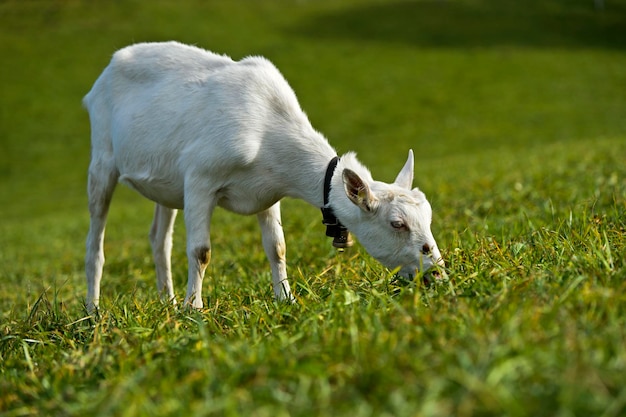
[1,0,625,416]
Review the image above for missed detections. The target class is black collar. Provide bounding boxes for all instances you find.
[321,157,353,248]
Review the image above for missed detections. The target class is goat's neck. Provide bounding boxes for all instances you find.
[283,153,335,209]
[267,129,338,209]
[283,148,372,222]
[268,132,371,213]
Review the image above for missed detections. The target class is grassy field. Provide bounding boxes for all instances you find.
[1,0,625,416]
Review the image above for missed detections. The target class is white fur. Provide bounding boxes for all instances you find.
[83,41,443,311]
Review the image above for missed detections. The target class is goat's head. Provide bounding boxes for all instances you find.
[335,150,445,283]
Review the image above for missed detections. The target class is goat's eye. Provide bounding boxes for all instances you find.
[421,243,431,254]
[391,220,406,230]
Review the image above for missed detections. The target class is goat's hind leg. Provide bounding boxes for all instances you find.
[258,202,294,302]
[149,204,178,305]
[85,158,118,312]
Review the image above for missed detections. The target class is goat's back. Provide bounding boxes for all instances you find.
[84,41,309,152]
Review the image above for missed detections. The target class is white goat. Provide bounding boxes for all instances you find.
[83,41,444,310]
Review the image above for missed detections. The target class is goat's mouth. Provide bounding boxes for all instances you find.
[393,266,447,287]
[422,268,447,286]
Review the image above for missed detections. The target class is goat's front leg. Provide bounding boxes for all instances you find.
[183,192,216,309]
[149,204,178,304]
[258,202,294,302]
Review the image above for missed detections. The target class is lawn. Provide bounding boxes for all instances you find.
[1,0,625,416]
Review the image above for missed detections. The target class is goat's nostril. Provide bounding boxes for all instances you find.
[421,243,431,255]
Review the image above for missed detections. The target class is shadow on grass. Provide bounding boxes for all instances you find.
[289,0,626,50]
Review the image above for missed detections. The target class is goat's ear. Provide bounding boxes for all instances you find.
[343,169,374,212]
[394,149,414,190]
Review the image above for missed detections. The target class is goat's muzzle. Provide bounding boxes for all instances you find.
[393,261,447,287]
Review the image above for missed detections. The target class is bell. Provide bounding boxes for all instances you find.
[332,229,353,249]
